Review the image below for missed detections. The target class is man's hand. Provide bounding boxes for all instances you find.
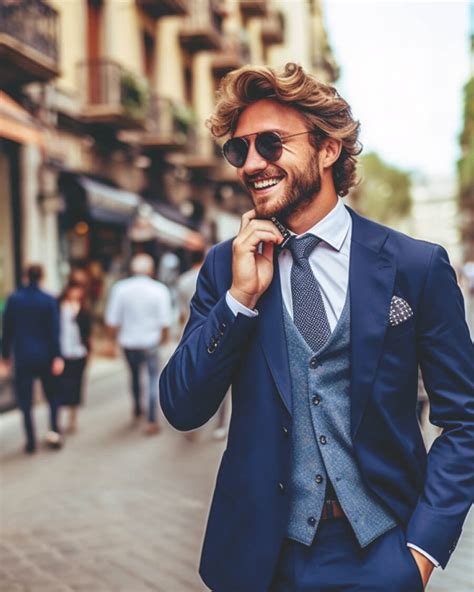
[0,358,12,378]
[230,209,284,309]
[409,548,434,589]
[51,357,65,376]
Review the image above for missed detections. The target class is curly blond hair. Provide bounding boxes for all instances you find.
[207,63,362,197]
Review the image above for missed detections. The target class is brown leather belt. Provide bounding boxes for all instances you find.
[321,499,345,521]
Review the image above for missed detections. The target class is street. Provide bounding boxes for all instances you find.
[0,353,472,592]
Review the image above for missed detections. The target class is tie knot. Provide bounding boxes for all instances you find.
[288,234,321,261]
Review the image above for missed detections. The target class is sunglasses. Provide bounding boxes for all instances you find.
[222,130,311,168]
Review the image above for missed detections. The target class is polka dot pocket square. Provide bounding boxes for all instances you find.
[388,296,413,327]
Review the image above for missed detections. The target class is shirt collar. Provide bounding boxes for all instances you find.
[295,197,350,252]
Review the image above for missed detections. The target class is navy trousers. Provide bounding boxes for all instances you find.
[270,519,424,592]
[15,364,60,449]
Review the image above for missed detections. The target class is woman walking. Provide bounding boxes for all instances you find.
[58,281,91,433]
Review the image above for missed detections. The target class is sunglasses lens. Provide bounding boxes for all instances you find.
[256,131,283,162]
[223,137,248,167]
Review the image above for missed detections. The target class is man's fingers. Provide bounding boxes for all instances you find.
[236,229,281,251]
[237,218,283,245]
[240,209,257,231]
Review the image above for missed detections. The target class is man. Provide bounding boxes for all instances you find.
[1,264,64,453]
[159,63,474,591]
[106,254,172,434]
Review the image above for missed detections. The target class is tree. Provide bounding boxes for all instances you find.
[350,152,412,225]
[457,76,474,259]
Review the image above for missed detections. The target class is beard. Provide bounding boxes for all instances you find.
[250,157,322,223]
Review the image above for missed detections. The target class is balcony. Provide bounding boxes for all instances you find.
[77,60,148,130]
[137,0,189,18]
[261,11,284,45]
[239,0,266,17]
[0,0,59,85]
[179,0,223,52]
[140,96,188,150]
[212,33,250,78]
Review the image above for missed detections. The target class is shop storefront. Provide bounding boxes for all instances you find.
[58,173,141,321]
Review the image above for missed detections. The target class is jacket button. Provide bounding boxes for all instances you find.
[309,357,318,369]
[282,426,289,436]
[278,482,285,494]
[207,343,217,354]
[219,322,227,335]
[315,474,323,484]
[307,516,316,527]
[319,435,327,445]
[312,395,321,406]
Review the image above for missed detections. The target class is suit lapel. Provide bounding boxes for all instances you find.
[349,209,396,438]
[258,255,292,415]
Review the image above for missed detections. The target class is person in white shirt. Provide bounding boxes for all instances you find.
[105,254,172,434]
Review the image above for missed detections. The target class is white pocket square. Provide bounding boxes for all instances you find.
[389,296,413,327]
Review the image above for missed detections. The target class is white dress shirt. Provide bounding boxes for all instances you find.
[105,275,172,349]
[225,197,438,568]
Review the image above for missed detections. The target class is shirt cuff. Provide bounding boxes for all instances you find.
[226,291,259,318]
[406,543,440,567]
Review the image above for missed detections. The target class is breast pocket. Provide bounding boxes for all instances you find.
[384,317,415,345]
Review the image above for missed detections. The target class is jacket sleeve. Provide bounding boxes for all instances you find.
[1,297,13,359]
[159,245,258,431]
[50,298,61,359]
[406,245,474,568]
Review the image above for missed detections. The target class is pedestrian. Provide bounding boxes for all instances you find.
[105,254,172,435]
[57,280,91,434]
[0,264,65,453]
[159,63,474,592]
[176,250,229,441]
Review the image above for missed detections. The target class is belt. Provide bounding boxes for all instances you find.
[321,499,345,521]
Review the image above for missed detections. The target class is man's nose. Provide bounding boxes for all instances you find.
[241,141,268,175]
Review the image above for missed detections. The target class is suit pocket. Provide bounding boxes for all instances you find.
[385,317,415,344]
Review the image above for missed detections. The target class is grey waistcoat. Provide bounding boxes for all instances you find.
[283,294,396,547]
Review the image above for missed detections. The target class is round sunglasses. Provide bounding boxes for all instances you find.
[222,130,311,168]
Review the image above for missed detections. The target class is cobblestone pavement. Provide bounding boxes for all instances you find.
[0,353,472,592]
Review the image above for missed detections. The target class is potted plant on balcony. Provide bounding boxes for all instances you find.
[120,72,149,121]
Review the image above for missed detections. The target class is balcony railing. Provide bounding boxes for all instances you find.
[0,0,59,85]
[77,59,148,129]
[137,0,189,18]
[179,0,223,52]
[212,32,250,78]
[140,96,188,150]
[261,10,284,45]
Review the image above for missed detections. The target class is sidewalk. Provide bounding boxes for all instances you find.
[0,354,472,591]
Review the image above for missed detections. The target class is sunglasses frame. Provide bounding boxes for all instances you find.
[222,130,312,168]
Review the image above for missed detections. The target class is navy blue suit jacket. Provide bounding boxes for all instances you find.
[2,284,61,368]
[160,208,474,592]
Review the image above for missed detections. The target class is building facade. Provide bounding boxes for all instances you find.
[0,0,338,298]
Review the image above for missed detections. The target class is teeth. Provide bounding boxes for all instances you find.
[253,178,281,189]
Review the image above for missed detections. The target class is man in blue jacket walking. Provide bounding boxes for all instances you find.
[1,264,64,453]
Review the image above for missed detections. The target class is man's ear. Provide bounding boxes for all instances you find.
[320,138,342,168]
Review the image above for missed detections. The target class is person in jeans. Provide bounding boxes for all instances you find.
[1,264,64,453]
[105,254,172,434]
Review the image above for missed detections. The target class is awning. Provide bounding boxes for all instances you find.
[129,203,206,251]
[0,91,44,147]
[77,176,141,224]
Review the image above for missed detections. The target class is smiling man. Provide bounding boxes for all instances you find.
[159,63,473,592]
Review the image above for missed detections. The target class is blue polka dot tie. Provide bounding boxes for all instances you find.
[288,234,331,352]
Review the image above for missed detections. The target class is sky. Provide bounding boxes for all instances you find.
[321,0,471,178]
